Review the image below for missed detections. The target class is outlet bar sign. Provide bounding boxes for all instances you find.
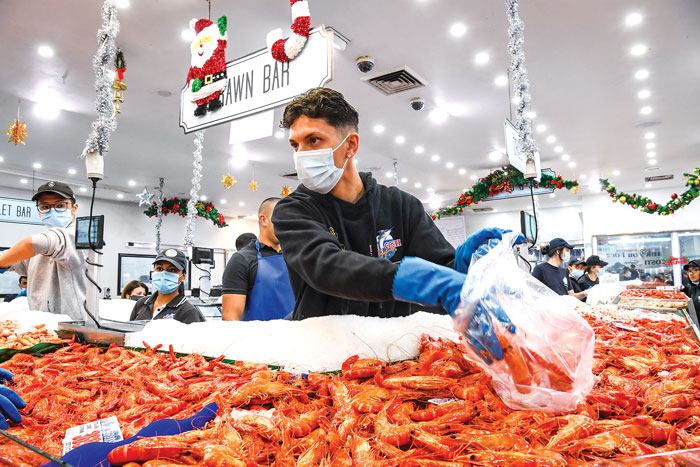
[179,26,334,133]
[0,197,43,225]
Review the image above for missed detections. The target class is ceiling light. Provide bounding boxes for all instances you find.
[580,174,588,179]
[385,171,393,178]
[625,12,643,27]
[395,135,405,144]
[612,170,621,176]
[458,168,466,175]
[429,108,449,124]
[450,23,467,38]
[546,135,556,143]
[32,162,42,169]
[526,111,536,119]
[647,151,656,158]
[474,52,490,65]
[536,124,547,133]
[428,195,442,210]
[470,175,477,181]
[426,187,434,193]
[414,145,424,154]
[0,156,3,163]
[446,162,455,169]
[37,45,54,58]
[637,89,651,99]
[494,75,508,86]
[401,177,408,183]
[19,178,28,184]
[181,29,195,41]
[630,44,648,56]
[34,87,61,120]
[274,130,285,139]
[220,199,227,204]
[554,146,563,153]
[128,180,136,186]
[117,193,124,199]
[645,142,656,149]
[373,124,385,134]
[414,182,422,188]
[644,132,655,140]
[488,151,502,161]
[68,168,77,175]
[640,106,652,115]
[648,159,657,165]
[200,196,207,201]
[115,0,130,7]
[238,201,245,207]
[549,193,556,198]
[635,69,649,80]
[431,154,440,162]
[561,154,570,161]
[79,187,87,193]
[568,161,576,168]
[645,183,651,188]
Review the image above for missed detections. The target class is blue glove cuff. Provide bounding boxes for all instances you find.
[392,257,466,315]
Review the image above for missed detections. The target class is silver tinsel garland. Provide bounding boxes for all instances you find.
[184,130,205,247]
[155,177,164,253]
[82,0,120,158]
[505,0,539,162]
[392,158,399,187]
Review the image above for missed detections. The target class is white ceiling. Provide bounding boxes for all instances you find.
[0,0,698,218]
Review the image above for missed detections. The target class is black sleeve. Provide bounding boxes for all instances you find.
[222,252,251,295]
[177,303,205,324]
[567,275,573,291]
[403,193,455,267]
[272,197,397,302]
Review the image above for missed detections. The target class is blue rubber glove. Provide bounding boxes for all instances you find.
[17,289,26,298]
[454,228,526,274]
[0,369,25,429]
[0,268,8,274]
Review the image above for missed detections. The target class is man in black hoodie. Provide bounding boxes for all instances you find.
[272,87,521,338]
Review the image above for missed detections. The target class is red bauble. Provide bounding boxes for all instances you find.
[671,193,678,199]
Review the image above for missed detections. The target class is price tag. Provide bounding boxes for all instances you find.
[62,416,123,454]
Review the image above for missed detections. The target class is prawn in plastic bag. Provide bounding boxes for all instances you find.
[451,231,595,412]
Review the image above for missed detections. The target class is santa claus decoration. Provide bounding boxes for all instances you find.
[186,16,228,117]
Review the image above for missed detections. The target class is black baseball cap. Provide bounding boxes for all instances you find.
[549,238,574,250]
[153,248,188,271]
[568,258,585,267]
[586,255,608,267]
[683,259,700,271]
[32,181,76,203]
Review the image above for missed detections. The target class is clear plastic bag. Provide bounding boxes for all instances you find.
[452,232,595,412]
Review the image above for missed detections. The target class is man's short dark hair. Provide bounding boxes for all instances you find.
[235,233,257,250]
[19,276,27,285]
[280,87,359,133]
[258,197,281,217]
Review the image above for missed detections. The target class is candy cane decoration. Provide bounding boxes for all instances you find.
[266,0,311,62]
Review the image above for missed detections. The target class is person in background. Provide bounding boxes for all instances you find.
[130,249,204,324]
[235,233,257,251]
[640,272,652,282]
[121,280,149,300]
[532,238,586,300]
[681,260,699,316]
[221,198,294,321]
[629,264,640,280]
[567,259,586,296]
[657,272,673,286]
[3,276,27,303]
[619,267,633,282]
[579,255,608,291]
[0,181,86,320]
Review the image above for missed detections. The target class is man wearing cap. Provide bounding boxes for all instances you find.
[0,181,87,320]
[532,238,585,299]
[129,249,205,324]
[579,255,609,291]
[567,258,587,297]
[681,259,700,318]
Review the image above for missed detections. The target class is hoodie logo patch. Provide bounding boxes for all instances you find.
[377,228,401,260]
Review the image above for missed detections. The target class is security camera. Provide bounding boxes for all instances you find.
[410,97,425,111]
[356,56,375,73]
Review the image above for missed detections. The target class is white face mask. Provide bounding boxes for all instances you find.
[293,133,351,194]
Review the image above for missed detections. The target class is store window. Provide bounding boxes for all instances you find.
[117,254,156,296]
[595,233,673,283]
[679,231,700,262]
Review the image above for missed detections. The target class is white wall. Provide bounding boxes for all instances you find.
[0,186,257,294]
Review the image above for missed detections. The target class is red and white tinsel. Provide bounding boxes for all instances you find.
[266,0,311,62]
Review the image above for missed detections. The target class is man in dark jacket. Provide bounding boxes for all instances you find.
[272,87,521,329]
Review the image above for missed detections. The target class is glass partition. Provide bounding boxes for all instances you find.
[595,233,674,284]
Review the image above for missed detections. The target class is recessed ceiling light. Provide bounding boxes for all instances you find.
[526,111,536,119]
[637,89,651,99]
[625,12,643,27]
[238,201,245,207]
[640,106,652,115]
[646,151,656,158]
[635,69,649,80]
[32,162,42,169]
[201,195,207,201]
[630,44,648,56]
[431,154,440,162]
[470,175,477,181]
[429,108,449,124]
[458,168,466,175]
[414,182,422,188]
[645,142,656,149]
[554,146,563,153]
[68,168,77,175]
[536,124,547,133]
[115,0,130,8]
[426,187,434,193]
[645,183,651,188]
[0,156,3,163]
[446,162,455,169]
[428,195,442,210]
[79,187,87,193]
[450,23,467,38]
[117,193,124,199]
[37,45,54,58]
[568,161,576,168]
[373,124,385,134]
[20,178,28,184]
[181,29,195,41]
[580,174,588,179]
[561,154,570,161]
[474,52,490,65]
[494,75,508,86]
[128,180,136,186]
[414,146,425,154]
[220,199,227,204]
[549,193,556,198]
[488,151,502,161]
[546,135,556,143]
[385,171,393,178]
[612,170,621,176]
[401,177,408,183]
[644,132,655,140]
[395,135,405,144]
[274,130,285,139]
[648,159,657,165]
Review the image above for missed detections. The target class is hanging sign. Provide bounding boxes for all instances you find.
[179,26,334,134]
[0,197,42,225]
[504,119,541,182]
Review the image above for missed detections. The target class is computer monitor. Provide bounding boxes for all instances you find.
[191,246,214,265]
[520,210,537,243]
[75,215,105,249]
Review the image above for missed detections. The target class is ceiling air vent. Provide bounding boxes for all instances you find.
[361,66,427,95]
[634,120,662,128]
[472,207,494,213]
[280,171,298,180]
[645,174,673,182]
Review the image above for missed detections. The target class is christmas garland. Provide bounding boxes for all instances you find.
[144,197,228,228]
[432,166,579,219]
[600,168,700,215]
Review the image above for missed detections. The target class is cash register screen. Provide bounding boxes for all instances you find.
[75,215,104,249]
[198,304,222,320]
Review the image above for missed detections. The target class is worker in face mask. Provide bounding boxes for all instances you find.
[567,258,587,300]
[0,181,87,320]
[681,260,700,324]
[532,238,586,300]
[129,249,204,324]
